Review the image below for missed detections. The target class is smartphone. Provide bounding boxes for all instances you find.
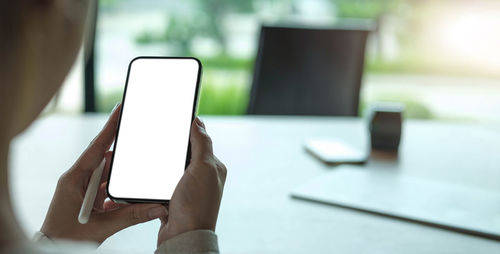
[107,57,202,203]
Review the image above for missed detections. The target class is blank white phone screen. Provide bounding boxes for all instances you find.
[108,58,200,201]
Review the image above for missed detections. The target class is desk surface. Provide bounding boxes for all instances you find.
[10,115,500,254]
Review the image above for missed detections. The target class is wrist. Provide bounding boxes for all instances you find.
[164,220,214,241]
[164,222,195,240]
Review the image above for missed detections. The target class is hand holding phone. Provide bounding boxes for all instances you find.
[157,117,227,245]
[41,106,167,243]
[41,57,226,245]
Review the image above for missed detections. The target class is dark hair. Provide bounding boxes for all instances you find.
[0,2,24,49]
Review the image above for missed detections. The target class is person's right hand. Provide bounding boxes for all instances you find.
[157,117,227,245]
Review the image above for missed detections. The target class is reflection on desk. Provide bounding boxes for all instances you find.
[10,115,500,254]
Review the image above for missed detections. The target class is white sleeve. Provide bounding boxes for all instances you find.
[155,230,219,254]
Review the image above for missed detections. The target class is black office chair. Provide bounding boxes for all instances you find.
[247,25,371,116]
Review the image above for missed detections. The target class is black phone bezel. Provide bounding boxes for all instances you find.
[106,56,202,204]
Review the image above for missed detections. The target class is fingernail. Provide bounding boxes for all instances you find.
[111,102,120,113]
[195,117,205,128]
[148,206,167,219]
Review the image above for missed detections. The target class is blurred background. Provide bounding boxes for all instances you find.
[55,0,500,122]
[11,1,500,251]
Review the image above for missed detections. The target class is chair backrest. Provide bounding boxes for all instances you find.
[247,25,370,116]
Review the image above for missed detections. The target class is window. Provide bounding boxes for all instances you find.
[57,0,500,122]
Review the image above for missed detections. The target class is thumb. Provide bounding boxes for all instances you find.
[190,117,214,162]
[93,203,168,237]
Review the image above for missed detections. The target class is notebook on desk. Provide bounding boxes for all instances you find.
[291,166,500,240]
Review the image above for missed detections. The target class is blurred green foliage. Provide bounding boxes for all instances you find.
[198,55,252,70]
[107,0,436,118]
[98,77,432,119]
[136,0,257,55]
[99,0,118,10]
[333,0,402,19]
[359,97,433,120]
[197,83,249,115]
[98,91,123,114]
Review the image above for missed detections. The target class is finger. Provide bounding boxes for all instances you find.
[89,143,114,211]
[103,200,129,211]
[94,204,168,237]
[159,214,169,225]
[100,151,113,184]
[93,182,108,211]
[190,117,214,162]
[76,104,121,170]
[93,151,113,210]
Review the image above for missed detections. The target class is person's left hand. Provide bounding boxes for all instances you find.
[40,105,168,243]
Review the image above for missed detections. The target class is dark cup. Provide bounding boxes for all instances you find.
[368,103,404,152]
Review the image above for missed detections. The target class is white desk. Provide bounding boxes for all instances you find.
[10,115,500,253]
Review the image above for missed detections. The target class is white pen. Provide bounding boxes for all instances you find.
[78,158,106,224]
